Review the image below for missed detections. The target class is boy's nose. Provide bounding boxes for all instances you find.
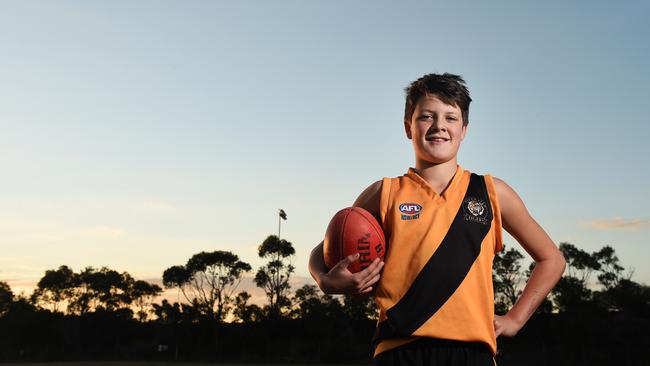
[428,123,446,133]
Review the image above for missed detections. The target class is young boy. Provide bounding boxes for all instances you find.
[308,73,567,366]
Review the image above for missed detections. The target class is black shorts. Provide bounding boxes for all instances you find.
[373,337,497,366]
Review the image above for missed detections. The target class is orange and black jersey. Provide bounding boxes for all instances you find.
[373,164,503,359]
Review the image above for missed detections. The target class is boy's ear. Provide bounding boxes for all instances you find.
[460,123,468,141]
[404,119,412,140]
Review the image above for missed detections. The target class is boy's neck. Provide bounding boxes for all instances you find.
[413,159,459,195]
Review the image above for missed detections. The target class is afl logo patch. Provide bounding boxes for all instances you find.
[399,203,421,220]
[462,197,489,225]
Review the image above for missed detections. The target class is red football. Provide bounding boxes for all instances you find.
[323,207,386,273]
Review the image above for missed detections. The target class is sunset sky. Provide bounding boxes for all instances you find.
[1,1,648,306]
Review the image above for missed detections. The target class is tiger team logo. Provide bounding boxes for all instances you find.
[462,197,489,225]
[399,202,422,220]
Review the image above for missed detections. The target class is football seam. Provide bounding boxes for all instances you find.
[367,214,386,246]
[356,208,386,254]
[354,208,386,272]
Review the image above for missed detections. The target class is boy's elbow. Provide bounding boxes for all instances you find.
[536,249,566,280]
[307,249,319,277]
[307,241,328,290]
[308,242,324,266]
[554,251,567,276]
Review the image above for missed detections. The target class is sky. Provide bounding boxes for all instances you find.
[1,0,649,305]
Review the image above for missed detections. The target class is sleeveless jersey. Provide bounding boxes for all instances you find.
[372,164,504,359]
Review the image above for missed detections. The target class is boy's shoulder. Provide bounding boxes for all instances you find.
[489,175,518,204]
[352,179,382,222]
[487,175,534,235]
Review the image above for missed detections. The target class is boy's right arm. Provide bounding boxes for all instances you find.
[308,180,385,295]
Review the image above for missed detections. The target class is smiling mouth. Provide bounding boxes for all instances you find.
[426,137,450,142]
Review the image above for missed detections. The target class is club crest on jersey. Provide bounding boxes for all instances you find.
[399,203,422,220]
[462,197,489,225]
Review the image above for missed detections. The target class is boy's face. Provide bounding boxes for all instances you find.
[404,94,467,165]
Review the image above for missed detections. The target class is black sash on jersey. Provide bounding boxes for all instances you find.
[372,173,494,348]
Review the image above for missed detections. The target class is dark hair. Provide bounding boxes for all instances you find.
[404,73,472,126]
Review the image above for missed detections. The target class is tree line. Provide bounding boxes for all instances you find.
[0,235,378,324]
[494,242,649,317]
[0,236,648,364]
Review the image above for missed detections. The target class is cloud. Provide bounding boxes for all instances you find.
[77,225,126,238]
[581,217,650,230]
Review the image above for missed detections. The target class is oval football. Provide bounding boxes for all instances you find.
[323,207,386,273]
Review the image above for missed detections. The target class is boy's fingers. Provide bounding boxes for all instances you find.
[358,262,383,287]
[360,274,381,289]
[358,259,384,281]
[357,258,383,277]
[359,285,373,293]
[335,253,359,271]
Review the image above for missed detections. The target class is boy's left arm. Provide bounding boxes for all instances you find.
[492,177,567,337]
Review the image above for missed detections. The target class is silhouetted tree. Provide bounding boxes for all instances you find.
[183,298,208,323]
[559,242,600,283]
[161,265,191,304]
[7,292,37,314]
[343,294,378,321]
[254,235,295,318]
[66,266,134,314]
[550,242,602,312]
[65,267,93,314]
[553,275,594,312]
[0,281,13,316]
[605,278,650,316]
[585,245,649,315]
[151,299,188,362]
[163,251,251,322]
[290,284,343,319]
[130,280,163,322]
[94,268,134,310]
[493,245,526,314]
[153,299,182,324]
[30,265,76,313]
[232,291,264,323]
[594,245,628,290]
[587,245,633,312]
